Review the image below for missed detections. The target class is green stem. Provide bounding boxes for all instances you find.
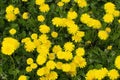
[10,56,15,68]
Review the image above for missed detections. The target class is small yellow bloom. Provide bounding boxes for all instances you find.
[31,33,38,40]
[6,5,14,14]
[26,58,33,65]
[14,8,20,14]
[98,30,109,40]
[118,19,120,23]
[51,31,58,38]
[39,4,50,12]
[18,75,27,80]
[26,66,32,72]
[37,15,45,22]
[39,24,50,34]
[57,2,64,7]
[113,10,120,17]
[61,0,70,3]
[9,28,16,35]
[107,45,112,50]
[62,63,71,72]
[22,12,29,19]
[105,27,111,33]
[30,63,38,69]
[22,0,28,2]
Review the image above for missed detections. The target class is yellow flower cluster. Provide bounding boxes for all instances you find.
[26,58,38,72]
[103,2,120,23]
[5,5,20,22]
[1,37,20,55]
[74,0,87,8]
[86,68,119,80]
[80,13,102,29]
[52,16,85,42]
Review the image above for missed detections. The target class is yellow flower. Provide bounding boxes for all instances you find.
[51,31,58,38]
[22,0,28,2]
[35,0,45,5]
[26,58,33,65]
[67,11,78,20]
[21,37,31,43]
[107,45,112,50]
[46,60,56,70]
[22,12,29,19]
[18,75,27,80]
[57,2,64,7]
[39,34,48,43]
[80,13,91,24]
[37,67,46,76]
[52,17,67,27]
[98,30,109,40]
[6,5,14,13]
[39,24,50,34]
[64,42,75,52]
[61,0,70,3]
[76,0,87,8]
[104,2,115,14]
[31,33,38,40]
[76,47,85,57]
[37,15,45,22]
[73,56,87,68]
[9,28,16,35]
[46,71,58,80]
[5,13,16,22]
[103,14,114,23]
[115,55,120,69]
[56,62,63,69]
[36,54,47,65]
[52,45,62,53]
[13,8,20,14]
[39,4,50,12]
[30,63,38,69]
[118,19,120,23]
[92,20,102,29]
[24,41,36,52]
[56,51,65,59]
[36,45,49,55]
[86,69,96,80]
[67,24,79,35]
[105,27,111,33]
[94,68,108,80]
[48,53,55,60]
[108,69,119,80]
[1,37,20,55]
[62,63,71,72]
[64,51,73,61]
[26,66,32,72]
[113,10,120,17]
